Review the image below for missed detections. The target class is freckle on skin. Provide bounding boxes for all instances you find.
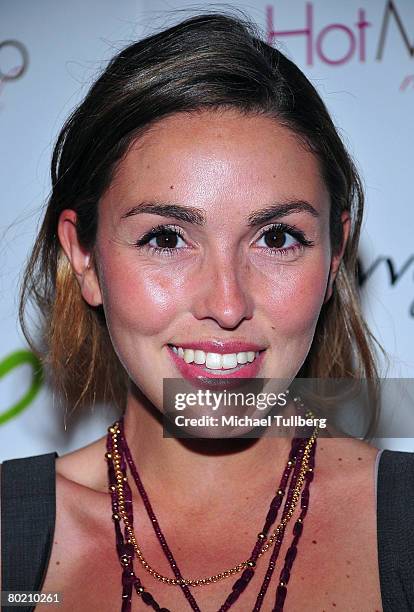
[346,560,351,565]
[332,603,336,607]
[338,457,342,461]
[346,574,350,578]
[312,540,317,544]
[358,457,362,461]
[56,561,60,565]
[170,185,174,189]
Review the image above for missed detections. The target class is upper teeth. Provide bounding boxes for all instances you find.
[171,346,258,369]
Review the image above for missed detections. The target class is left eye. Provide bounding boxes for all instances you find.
[256,227,298,250]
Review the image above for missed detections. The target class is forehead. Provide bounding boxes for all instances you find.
[104,109,329,217]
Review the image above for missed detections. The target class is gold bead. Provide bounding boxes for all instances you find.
[280,581,286,587]
[112,513,120,521]
[108,426,116,433]
[105,452,112,460]
[257,532,266,540]
[137,586,144,594]
[109,485,116,492]
[277,489,284,495]
[121,554,130,566]
[247,560,256,567]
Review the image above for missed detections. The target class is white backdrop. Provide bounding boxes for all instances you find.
[1,0,414,461]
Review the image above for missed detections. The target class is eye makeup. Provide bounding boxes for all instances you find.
[134,221,315,259]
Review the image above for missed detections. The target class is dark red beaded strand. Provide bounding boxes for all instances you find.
[120,417,299,611]
[217,438,305,612]
[107,433,134,611]
[119,420,314,611]
[252,437,313,612]
[108,418,316,612]
[107,430,170,612]
[272,439,316,612]
[119,420,202,612]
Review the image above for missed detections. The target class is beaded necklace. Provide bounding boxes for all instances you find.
[106,402,318,611]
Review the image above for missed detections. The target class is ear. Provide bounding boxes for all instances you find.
[57,209,102,307]
[324,211,351,304]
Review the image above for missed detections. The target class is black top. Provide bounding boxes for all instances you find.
[377,449,414,610]
[1,453,57,612]
[1,449,414,611]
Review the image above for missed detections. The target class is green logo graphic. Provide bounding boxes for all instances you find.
[0,350,43,425]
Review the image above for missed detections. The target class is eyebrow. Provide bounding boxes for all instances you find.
[120,200,319,226]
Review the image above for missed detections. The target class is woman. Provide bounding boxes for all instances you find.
[1,12,413,612]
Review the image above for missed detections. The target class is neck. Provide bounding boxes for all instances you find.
[122,384,294,508]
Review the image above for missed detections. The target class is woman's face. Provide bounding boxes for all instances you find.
[60,110,346,411]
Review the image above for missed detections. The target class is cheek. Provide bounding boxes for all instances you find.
[104,274,170,337]
[98,254,188,338]
[261,260,329,337]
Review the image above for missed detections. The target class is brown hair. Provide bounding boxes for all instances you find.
[19,13,382,418]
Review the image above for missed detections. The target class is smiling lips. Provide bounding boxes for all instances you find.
[171,345,258,370]
[167,340,266,379]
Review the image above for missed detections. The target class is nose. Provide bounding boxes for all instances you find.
[190,251,254,329]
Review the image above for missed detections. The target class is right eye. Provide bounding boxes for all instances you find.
[135,225,187,257]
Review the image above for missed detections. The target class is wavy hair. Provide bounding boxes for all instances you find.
[20,13,382,421]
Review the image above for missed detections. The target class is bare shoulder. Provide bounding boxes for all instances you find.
[38,438,120,611]
[317,435,380,467]
[52,434,114,548]
[55,434,108,492]
[312,436,380,504]
[282,437,383,611]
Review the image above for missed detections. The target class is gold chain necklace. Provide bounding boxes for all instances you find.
[107,416,317,588]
